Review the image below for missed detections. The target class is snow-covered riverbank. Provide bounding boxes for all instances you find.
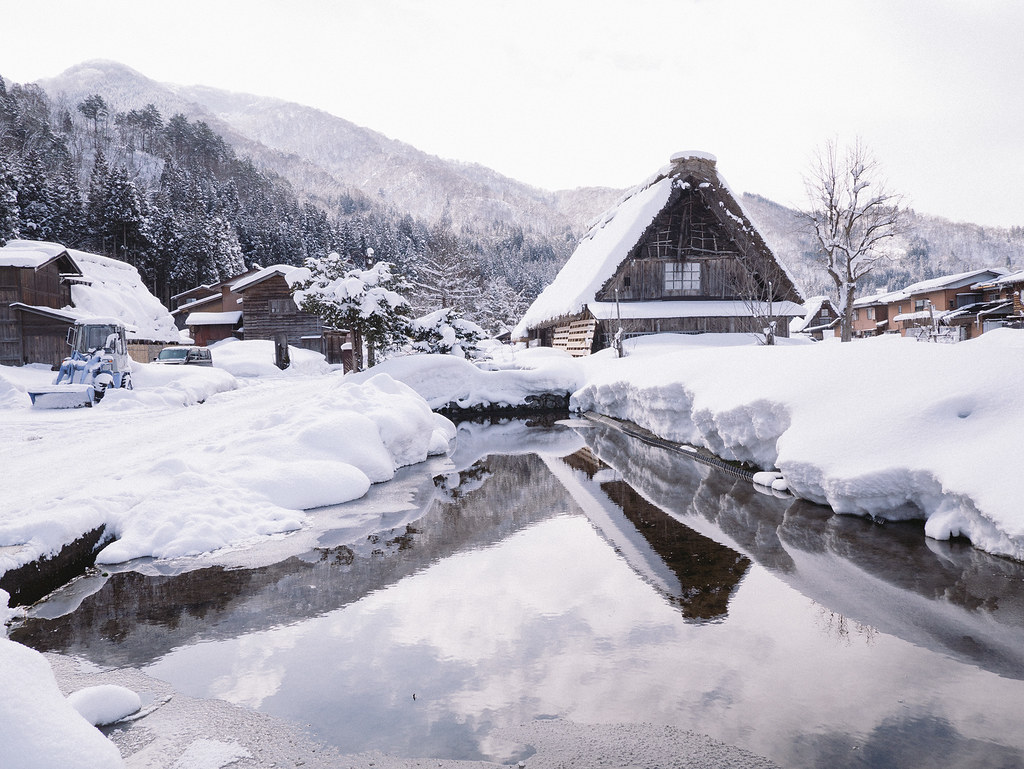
[571,330,1024,561]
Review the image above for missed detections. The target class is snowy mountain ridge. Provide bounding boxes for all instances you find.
[33,60,1024,301]
[38,60,618,239]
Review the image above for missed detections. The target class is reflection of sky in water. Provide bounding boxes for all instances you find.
[145,512,1024,766]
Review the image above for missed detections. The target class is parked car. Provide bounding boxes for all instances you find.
[153,346,214,366]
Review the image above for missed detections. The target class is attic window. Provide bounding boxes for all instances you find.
[665,262,700,295]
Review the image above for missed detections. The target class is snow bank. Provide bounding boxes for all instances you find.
[0,638,124,768]
[573,330,1024,560]
[209,338,333,377]
[0,356,454,572]
[348,349,584,410]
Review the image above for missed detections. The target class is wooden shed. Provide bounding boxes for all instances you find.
[512,152,804,354]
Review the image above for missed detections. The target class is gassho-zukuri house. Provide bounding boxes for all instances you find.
[512,152,805,354]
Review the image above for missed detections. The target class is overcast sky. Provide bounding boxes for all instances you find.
[2,0,1021,226]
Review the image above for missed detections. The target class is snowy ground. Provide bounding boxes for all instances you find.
[3,329,1023,766]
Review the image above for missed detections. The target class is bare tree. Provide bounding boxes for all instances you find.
[801,139,906,341]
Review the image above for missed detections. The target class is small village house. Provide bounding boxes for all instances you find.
[169,267,257,344]
[791,296,841,340]
[851,290,899,338]
[0,240,179,367]
[231,264,350,365]
[512,152,804,354]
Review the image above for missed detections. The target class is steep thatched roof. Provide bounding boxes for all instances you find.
[513,152,803,337]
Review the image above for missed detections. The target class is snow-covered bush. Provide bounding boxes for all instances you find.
[409,308,485,358]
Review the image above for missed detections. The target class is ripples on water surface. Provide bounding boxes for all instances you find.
[13,418,1024,768]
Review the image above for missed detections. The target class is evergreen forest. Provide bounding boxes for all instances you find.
[0,75,568,334]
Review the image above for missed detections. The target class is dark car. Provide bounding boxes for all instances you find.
[154,346,214,366]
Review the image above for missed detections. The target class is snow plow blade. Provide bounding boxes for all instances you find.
[28,384,96,409]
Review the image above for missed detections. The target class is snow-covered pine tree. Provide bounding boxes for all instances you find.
[0,155,19,245]
[104,164,148,265]
[289,255,411,371]
[85,148,110,253]
[15,150,54,240]
[409,308,485,358]
[49,156,85,247]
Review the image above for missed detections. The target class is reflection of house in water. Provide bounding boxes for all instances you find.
[547,448,750,621]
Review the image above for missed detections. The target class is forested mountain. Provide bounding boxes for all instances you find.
[2,59,1021,335]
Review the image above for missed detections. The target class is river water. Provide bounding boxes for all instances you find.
[12,418,1024,768]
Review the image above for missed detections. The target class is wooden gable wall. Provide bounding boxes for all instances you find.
[595,184,800,305]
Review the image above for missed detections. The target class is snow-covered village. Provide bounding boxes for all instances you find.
[3,3,1024,768]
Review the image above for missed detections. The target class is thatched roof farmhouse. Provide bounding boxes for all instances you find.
[513,152,804,354]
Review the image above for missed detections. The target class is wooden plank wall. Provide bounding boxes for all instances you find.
[241,276,322,346]
[0,264,74,367]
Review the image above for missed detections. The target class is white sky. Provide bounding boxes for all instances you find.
[2,0,1022,227]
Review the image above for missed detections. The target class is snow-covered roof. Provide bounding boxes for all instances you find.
[231,264,299,292]
[986,269,1024,286]
[853,289,904,308]
[854,269,1008,310]
[67,248,179,342]
[898,268,1007,298]
[185,311,243,326]
[512,152,802,338]
[789,295,841,333]
[512,177,675,337]
[0,240,76,269]
[587,299,806,320]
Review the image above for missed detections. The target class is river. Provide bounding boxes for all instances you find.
[12,418,1024,768]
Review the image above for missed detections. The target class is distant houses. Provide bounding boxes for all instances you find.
[0,240,180,368]
[512,152,804,354]
[853,267,1013,341]
[169,264,350,366]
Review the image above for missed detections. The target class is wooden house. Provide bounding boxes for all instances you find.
[170,268,256,334]
[1,240,179,367]
[791,296,841,340]
[184,310,243,346]
[512,152,804,354]
[231,264,350,365]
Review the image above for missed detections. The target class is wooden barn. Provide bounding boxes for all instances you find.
[512,152,804,354]
[791,296,842,340]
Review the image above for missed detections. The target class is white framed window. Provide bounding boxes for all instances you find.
[867,306,875,320]
[665,262,700,293]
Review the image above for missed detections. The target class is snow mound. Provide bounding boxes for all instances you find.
[573,331,1024,560]
[0,638,124,768]
[67,684,141,726]
[349,351,584,410]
